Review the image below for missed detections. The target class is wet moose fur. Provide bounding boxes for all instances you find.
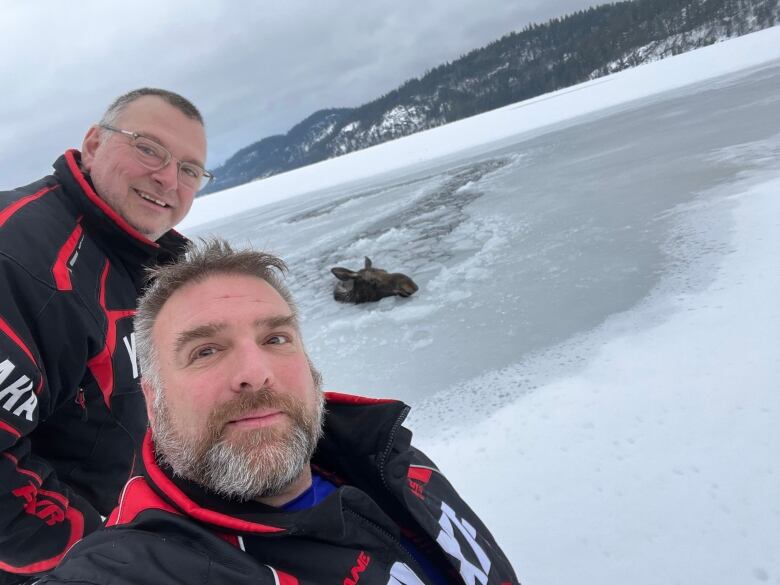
[331,257,419,303]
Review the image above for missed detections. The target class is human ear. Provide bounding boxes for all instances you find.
[140,378,156,426]
[80,125,103,172]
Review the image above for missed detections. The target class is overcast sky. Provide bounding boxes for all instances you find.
[0,0,602,189]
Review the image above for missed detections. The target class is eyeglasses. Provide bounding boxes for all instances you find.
[99,124,214,191]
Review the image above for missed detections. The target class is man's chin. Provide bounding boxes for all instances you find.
[221,423,284,449]
[136,225,166,242]
[122,212,169,241]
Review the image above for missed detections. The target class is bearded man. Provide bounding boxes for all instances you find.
[36,239,519,585]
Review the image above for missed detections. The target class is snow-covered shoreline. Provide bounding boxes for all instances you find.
[183,26,780,230]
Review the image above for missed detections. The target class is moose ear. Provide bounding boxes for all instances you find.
[364,256,372,269]
[331,267,358,281]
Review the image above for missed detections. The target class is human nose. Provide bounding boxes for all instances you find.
[228,341,272,393]
[150,159,180,191]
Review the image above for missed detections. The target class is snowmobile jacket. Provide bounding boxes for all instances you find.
[0,150,187,579]
[37,393,520,585]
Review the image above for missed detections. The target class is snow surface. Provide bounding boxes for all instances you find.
[183,27,780,585]
[421,174,780,584]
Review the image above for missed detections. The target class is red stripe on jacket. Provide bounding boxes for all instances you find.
[0,315,43,394]
[52,218,84,291]
[324,391,398,405]
[86,261,135,408]
[0,186,57,229]
[407,466,434,484]
[0,421,21,439]
[2,452,43,486]
[106,476,179,526]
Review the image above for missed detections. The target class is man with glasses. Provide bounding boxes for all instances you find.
[0,88,210,583]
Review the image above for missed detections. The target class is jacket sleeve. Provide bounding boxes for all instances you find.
[405,439,521,585]
[0,257,102,577]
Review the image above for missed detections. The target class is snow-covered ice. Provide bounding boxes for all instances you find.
[420,173,780,584]
[186,26,780,585]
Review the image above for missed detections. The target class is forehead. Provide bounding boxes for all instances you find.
[153,273,293,338]
[114,96,206,162]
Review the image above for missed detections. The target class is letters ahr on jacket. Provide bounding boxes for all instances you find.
[0,358,37,422]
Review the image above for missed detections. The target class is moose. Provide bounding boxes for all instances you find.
[331,257,419,304]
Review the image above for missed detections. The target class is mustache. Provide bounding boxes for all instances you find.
[205,387,308,436]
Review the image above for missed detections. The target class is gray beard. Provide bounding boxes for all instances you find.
[151,386,325,502]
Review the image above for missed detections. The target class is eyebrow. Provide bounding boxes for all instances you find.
[172,314,299,356]
[257,314,298,331]
[173,322,226,356]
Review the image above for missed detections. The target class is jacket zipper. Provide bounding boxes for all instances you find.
[75,387,88,421]
[372,404,423,575]
[377,405,411,488]
[375,406,468,585]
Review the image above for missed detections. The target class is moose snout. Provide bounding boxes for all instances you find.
[396,280,419,297]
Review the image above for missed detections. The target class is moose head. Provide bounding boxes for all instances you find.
[331,257,419,304]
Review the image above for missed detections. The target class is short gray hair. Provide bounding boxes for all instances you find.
[135,238,296,392]
[100,87,204,130]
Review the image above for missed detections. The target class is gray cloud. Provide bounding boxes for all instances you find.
[0,0,599,189]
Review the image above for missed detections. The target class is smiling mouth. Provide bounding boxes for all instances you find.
[134,188,170,208]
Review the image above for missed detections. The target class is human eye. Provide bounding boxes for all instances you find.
[265,334,292,346]
[180,164,202,180]
[135,140,164,161]
[189,345,219,362]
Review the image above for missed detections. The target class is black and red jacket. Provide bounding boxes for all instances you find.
[37,393,519,585]
[0,150,187,578]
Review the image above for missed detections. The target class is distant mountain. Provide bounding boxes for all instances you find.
[202,0,780,195]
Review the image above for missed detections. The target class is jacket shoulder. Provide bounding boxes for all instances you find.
[0,177,85,286]
[36,526,212,585]
[0,176,69,233]
[38,520,280,585]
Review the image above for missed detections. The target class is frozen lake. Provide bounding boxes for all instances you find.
[188,33,780,583]
[192,59,780,419]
